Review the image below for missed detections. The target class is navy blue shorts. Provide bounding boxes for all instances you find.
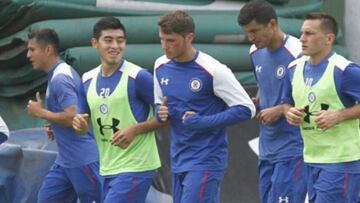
[307,166,360,203]
[172,170,225,203]
[102,170,155,203]
[38,162,102,203]
[258,156,307,203]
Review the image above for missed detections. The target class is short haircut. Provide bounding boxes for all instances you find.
[93,16,126,39]
[158,10,195,36]
[305,12,338,36]
[28,29,60,54]
[238,0,277,26]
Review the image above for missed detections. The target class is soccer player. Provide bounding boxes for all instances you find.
[154,10,256,203]
[283,13,360,203]
[26,29,102,203]
[72,17,162,203]
[238,1,307,202]
[0,115,9,144]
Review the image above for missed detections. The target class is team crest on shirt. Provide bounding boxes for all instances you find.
[189,78,202,92]
[100,104,108,115]
[308,92,316,103]
[275,65,285,79]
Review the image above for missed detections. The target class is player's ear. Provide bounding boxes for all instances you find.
[326,33,336,45]
[91,38,98,48]
[268,19,277,29]
[45,45,52,56]
[186,32,195,44]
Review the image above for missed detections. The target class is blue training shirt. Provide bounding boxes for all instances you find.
[154,50,256,173]
[250,34,303,161]
[282,51,360,173]
[46,61,99,168]
[79,59,154,124]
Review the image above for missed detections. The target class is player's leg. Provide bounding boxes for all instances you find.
[66,161,103,203]
[348,173,360,203]
[38,163,77,203]
[311,169,360,203]
[172,172,185,203]
[307,166,320,203]
[103,170,155,203]
[268,156,307,203]
[258,160,273,203]
[179,170,225,203]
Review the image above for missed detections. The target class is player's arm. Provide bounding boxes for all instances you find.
[27,91,75,127]
[257,62,298,125]
[183,65,256,131]
[27,74,80,127]
[281,65,304,126]
[249,52,260,107]
[314,64,360,131]
[112,70,166,149]
[315,104,360,127]
[153,70,169,123]
[73,79,92,135]
[257,104,290,125]
[0,115,9,144]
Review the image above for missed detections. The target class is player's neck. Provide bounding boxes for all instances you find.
[101,61,121,77]
[174,47,196,63]
[267,29,285,52]
[309,47,333,65]
[45,55,61,73]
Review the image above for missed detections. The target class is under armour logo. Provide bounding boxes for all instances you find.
[96,118,120,136]
[278,196,289,203]
[304,103,329,123]
[255,65,262,72]
[160,77,169,85]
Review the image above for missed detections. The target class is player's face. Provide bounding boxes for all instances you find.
[92,29,126,68]
[159,31,193,61]
[242,20,274,49]
[27,38,49,71]
[300,19,333,57]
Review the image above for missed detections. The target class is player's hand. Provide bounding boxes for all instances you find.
[314,110,340,131]
[27,92,44,118]
[157,96,169,122]
[111,127,136,149]
[72,114,89,134]
[257,106,282,125]
[182,111,196,123]
[43,123,54,141]
[285,107,304,126]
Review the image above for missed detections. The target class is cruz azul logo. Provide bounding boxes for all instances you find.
[100,104,108,115]
[189,78,202,92]
[308,92,316,103]
[275,65,285,79]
